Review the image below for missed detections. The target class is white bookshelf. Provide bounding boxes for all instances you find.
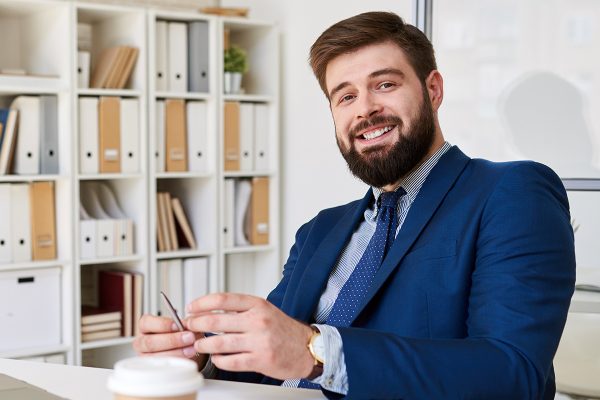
[218,17,280,299]
[0,0,74,364]
[0,0,280,368]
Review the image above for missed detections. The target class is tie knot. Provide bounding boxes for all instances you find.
[379,188,405,209]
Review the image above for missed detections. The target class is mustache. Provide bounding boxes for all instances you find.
[348,115,404,138]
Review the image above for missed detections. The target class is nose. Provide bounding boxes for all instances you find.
[357,91,383,120]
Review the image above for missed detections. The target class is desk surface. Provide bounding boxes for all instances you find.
[0,358,325,400]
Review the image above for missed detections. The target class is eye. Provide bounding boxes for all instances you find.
[378,82,395,90]
[339,93,355,104]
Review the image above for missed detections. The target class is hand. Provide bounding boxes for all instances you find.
[186,293,315,380]
[133,313,207,367]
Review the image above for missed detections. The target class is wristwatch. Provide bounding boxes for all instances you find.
[306,326,325,380]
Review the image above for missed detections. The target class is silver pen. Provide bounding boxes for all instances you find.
[160,291,202,359]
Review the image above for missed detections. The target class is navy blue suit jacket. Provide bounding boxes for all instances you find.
[218,146,576,399]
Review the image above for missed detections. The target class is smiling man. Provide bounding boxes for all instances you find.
[134,12,575,399]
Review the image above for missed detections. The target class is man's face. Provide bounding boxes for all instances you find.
[325,41,436,188]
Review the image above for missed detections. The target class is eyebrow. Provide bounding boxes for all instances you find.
[328,68,406,100]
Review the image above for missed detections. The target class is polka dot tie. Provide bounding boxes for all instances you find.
[298,188,405,389]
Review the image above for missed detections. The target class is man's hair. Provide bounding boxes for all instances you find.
[309,11,437,99]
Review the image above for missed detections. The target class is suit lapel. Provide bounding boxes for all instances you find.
[288,189,373,322]
[351,146,471,324]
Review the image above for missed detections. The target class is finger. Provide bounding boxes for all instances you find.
[186,312,250,334]
[194,333,250,355]
[133,331,197,354]
[138,346,200,360]
[138,314,180,334]
[187,293,264,314]
[211,352,256,373]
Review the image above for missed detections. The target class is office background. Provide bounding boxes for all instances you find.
[0,0,598,397]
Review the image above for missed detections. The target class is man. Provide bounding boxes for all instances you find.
[134,11,575,399]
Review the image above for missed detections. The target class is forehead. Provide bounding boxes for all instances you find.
[325,41,416,92]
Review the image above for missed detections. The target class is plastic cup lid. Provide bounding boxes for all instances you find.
[107,356,204,397]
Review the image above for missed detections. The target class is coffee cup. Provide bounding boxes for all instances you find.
[107,356,204,400]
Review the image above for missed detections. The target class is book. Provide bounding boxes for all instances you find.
[81,306,122,325]
[90,46,121,88]
[81,329,121,343]
[171,197,197,249]
[164,192,178,250]
[81,321,121,333]
[116,47,139,89]
[98,270,132,337]
[29,181,57,260]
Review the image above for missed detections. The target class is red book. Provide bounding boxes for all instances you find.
[99,270,132,337]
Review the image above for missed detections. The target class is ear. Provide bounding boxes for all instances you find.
[425,70,444,111]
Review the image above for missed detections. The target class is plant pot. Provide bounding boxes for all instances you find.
[224,71,243,94]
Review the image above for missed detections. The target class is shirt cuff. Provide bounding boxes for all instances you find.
[199,354,218,378]
[309,324,348,395]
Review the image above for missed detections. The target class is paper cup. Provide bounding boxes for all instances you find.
[107,356,204,400]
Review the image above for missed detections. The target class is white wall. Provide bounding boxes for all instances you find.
[222,0,415,261]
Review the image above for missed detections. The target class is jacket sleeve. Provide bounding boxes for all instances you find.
[336,163,576,399]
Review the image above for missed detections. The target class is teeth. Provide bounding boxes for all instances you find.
[363,125,393,140]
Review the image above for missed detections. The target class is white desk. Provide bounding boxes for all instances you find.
[0,358,325,400]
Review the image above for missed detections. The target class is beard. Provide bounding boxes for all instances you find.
[336,87,436,188]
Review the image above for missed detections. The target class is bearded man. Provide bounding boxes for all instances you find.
[135,11,575,400]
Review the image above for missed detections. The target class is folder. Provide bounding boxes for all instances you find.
[239,103,254,171]
[165,99,187,172]
[234,179,251,246]
[99,270,132,337]
[0,109,18,174]
[171,197,196,249]
[183,257,209,306]
[250,177,269,245]
[155,100,165,173]
[254,103,270,171]
[188,21,210,93]
[168,259,184,314]
[40,96,59,175]
[10,183,32,262]
[168,22,188,92]
[77,51,91,89]
[11,96,40,175]
[80,183,115,258]
[132,271,143,336]
[30,181,57,261]
[119,98,140,173]
[79,97,99,174]
[98,97,121,173]
[223,102,240,171]
[79,204,97,260]
[186,101,208,172]
[94,182,134,256]
[223,179,235,248]
[0,184,12,263]
[155,21,168,92]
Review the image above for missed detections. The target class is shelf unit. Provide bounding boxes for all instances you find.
[0,0,74,364]
[0,0,280,369]
[218,17,280,298]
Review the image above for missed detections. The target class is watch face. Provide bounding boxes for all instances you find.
[313,333,326,363]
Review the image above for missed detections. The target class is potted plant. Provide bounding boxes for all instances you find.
[223,45,248,94]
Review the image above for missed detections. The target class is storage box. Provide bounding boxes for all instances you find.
[0,267,61,352]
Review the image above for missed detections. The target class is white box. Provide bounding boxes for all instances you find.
[0,267,61,351]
